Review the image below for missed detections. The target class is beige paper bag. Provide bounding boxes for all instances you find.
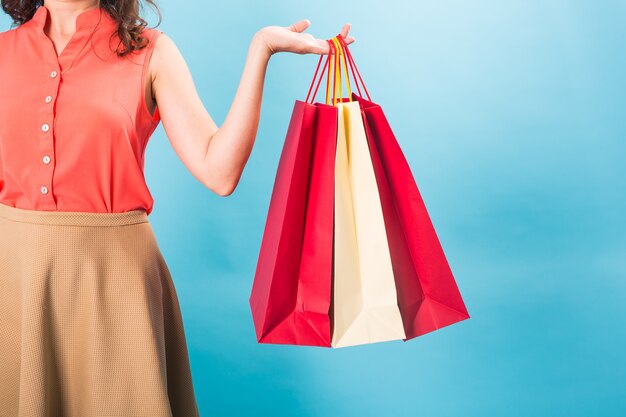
[331,100,407,348]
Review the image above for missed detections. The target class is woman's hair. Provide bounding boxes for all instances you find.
[1,0,162,57]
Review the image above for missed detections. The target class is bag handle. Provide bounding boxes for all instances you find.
[336,34,371,101]
[328,39,338,105]
[306,34,368,105]
[304,38,339,105]
[305,40,331,104]
[326,36,351,106]
[329,36,353,105]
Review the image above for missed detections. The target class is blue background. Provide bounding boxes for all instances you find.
[4,1,625,415]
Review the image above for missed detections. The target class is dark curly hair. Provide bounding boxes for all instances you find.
[1,0,162,57]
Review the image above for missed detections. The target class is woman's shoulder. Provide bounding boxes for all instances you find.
[130,27,164,58]
[144,29,177,59]
[141,27,164,43]
[142,30,180,76]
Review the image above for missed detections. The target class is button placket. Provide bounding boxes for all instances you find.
[25,5,105,211]
[38,64,60,208]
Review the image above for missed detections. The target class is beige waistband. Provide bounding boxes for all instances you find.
[0,202,148,227]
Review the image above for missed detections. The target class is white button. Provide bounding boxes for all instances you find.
[40,186,48,195]
[45,96,53,103]
[50,70,58,78]
[43,155,51,164]
[41,123,50,132]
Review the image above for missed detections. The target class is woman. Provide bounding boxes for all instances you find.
[0,0,354,415]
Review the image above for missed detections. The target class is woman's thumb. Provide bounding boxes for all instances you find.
[287,19,311,33]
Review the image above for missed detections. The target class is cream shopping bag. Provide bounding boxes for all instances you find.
[331,95,407,348]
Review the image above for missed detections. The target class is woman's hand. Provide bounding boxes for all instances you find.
[254,20,355,56]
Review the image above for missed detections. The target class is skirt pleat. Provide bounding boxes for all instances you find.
[0,202,200,417]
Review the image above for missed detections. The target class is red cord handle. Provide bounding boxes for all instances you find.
[336,34,371,101]
[305,39,333,104]
[305,42,329,103]
[305,33,371,104]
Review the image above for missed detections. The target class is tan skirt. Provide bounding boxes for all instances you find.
[0,202,200,417]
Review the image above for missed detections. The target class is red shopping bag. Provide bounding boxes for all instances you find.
[336,35,470,339]
[249,49,337,346]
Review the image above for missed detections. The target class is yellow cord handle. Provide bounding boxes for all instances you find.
[332,37,340,105]
[332,36,352,104]
[326,36,353,106]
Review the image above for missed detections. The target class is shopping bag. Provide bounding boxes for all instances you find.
[250,33,469,348]
[329,38,406,348]
[336,35,471,339]
[248,58,338,346]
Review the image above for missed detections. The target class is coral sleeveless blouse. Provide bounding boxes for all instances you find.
[0,5,162,215]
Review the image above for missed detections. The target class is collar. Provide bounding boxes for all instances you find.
[24,4,119,73]
[27,4,116,32]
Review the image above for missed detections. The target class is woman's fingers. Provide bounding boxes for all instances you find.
[337,24,355,47]
[340,23,351,39]
[309,34,356,55]
[309,39,331,55]
[279,20,356,55]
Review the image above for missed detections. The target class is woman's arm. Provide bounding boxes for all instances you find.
[150,20,354,196]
